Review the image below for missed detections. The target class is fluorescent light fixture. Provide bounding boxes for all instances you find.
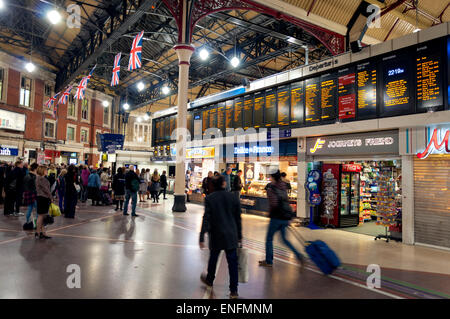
[199,48,209,60]
[123,103,130,110]
[413,28,421,33]
[143,113,150,121]
[47,9,61,25]
[162,86,170,95]
[0,0,5,10]
[102,101,109,107]
[137,117,142,123]
[137,81,145,91]
[25,62,35,73]
[230,56,240,68]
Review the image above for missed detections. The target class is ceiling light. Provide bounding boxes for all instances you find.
[102,101,109,107]
[123,103,130,110]
[25,62,35,73]
[230,56,240,68]
[0,0,5,10]
[162,86,170,95]
[199,48,209,61]
[137,81,145,91]
[47,9,61,25]
[413,28,421,33]
[143,113,150,121]
[137,117,142,123]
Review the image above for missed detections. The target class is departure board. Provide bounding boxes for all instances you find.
[416,44,443,112]
[155,120,161,143]
[209,105,217,131]
[243,94,253,129]
[320,74,337,121]
[305,78,321,122]
[357,61,377,118]
[382,55,413,115]
[160,118,165,142]
[265,88,277,127]
[338,68,356,120]
[234,97,243,129]
[166,117,172,141]
[277,85,290,126]
[225,100,233,133]
[202,108,209,133]
[217,102,225,135]
[253,91,264,128]
[193,112,202,137]
[290,81,304,125]
[170,116,177,140]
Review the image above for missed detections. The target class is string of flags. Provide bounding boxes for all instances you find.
[44,31,145,115]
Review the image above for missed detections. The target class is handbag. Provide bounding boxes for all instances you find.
[237,247,249,283]
[43,215,54,226]
[74,183,81,193]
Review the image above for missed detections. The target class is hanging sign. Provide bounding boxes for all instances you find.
[417,128,450,159]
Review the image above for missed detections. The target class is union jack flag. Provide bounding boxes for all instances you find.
[45,92,60,109]
[111,53,121,86]
[85,64,96,85]
[128,31,144,71]
[58,85,73,105]
[75,77,88,100]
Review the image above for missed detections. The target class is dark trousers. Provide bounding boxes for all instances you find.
[158,187,167,199]
[0,183,4,204]
[206,248,238,293]
[4,190,15,215]
[15,191,23,213]
[115,200,124,209]
[64,193,77,218]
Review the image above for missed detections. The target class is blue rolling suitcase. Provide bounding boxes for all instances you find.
[289,227,341,275]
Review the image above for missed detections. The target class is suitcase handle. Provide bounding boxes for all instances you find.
[288,225,308,247]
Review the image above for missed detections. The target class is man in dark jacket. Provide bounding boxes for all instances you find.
[232,170,243,199]
[201,171,213,196]
[5,161,25,216]
[199,175,242,299]
[0,162,6,204]
[259,170,303,268]
[124,167,140,217]
[159,170,168,200]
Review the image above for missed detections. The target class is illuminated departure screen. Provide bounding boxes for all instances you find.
[277,85,290,126]
[253,91,264,128]
[338,68,356,120]
[168,117,174,141]
[193,112,202,137]
[290,81,304,125]
[209,105,217,131]
[160,118,166,142]
[382,55,413,115]
[155,121,160,143]
[265,88,276,127]
[320,74,337,121]
[187,112,192,139]
[357,61,377,118]
[243,95,253,129]
[217,102,225,135]
[225,100,233,134]
[234,97,243,129]
[305,78,321,122]
[416,44,443,112]
[202,108,209,133]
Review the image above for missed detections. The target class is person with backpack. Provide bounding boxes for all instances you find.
[124,166,140,217]
[23,163,39,224]
[199,175,242,299]
[150,169,160,203]
[112,167,126,211]
[258,170,304,268]
[57,169,67,215]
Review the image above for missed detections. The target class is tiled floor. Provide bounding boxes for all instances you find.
[0,197,449,299]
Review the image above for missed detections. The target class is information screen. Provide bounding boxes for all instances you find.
[382,55,413,115]
[253,91,264,128]
[209,105,217,130]
[243,94,253,129]
[265,88,277,127]
[202,108,209,134]
[320,74,337,121]
[193,112,202,137]
[277,85,290,126]
[416,43,443,112]
[357,61,377,118]
[225,100,234,134]
[168,116,175,140]
[155,120,161,143]
[160,118,166,142]
[290,81,304,125]
[305,78,321,122]
[338,68,356,120]
[234,97,243,129]
[217,102,226,135]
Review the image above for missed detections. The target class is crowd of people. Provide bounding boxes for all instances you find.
[0,160,169,235]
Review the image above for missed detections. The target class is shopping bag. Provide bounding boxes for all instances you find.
[237,247,249,283]
[49,203,61,217]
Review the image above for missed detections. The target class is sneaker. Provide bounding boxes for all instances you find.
[258,260,273,267]
[200,273,213,287]
[229,292,239,299]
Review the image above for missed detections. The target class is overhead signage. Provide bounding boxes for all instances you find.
[234,145,274,156]
[307,130,399,156]
[186,147,215,159]
[0,109,26,132]
[189,86,246,109]
[100,134,125,153]
[417,128,449,159]
[342,164,362,172]
[0,147,18,156]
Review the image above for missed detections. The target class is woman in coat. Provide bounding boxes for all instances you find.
[150,169,160,203]
[35,166,52,239]
[23,163,39,223]
[64,165,79,219]
[88,169,101,206]
[112,167,126,211]
[159,170,168,200]
[138,169,148,202]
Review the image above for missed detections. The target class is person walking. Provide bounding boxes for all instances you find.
[47,164,57,198]
[202,171,214,197]
[199,175,242,299]
[232,170,243,200]
[124,166,140,217]
[259,170,304,268]
[64,165,79,219]
[222,167,232,192]
[150,169,160,203]
[88,169,101,206]
[159,170,168,200]
[145,168,151,200]
[112,167,126,211]
[80,165,90,203]
[100,168,110,204]
[57,169,67,215]
[23,163,38,224]
[138,169,147,203]
[35,166,52,239]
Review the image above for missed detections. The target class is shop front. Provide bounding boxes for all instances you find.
[61,152,78,165]
[185,146,216,203]
[43,150,61,165]
[0,145,19,162]
[151,144,176,193]
[305,130,402,240]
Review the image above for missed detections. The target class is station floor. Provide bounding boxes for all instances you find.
[0,197,450,299]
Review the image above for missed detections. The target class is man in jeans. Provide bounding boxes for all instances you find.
[199,175,242,299]
[123,166,140,217]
